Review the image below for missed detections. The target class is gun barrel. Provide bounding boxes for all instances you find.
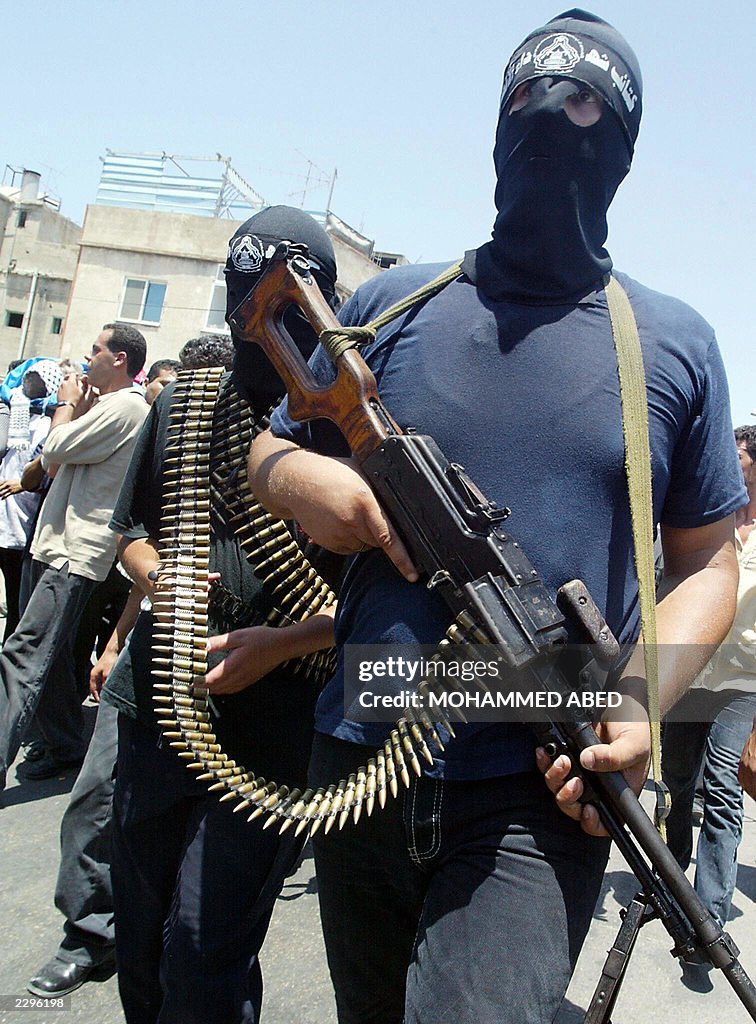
[534,672,756,1018]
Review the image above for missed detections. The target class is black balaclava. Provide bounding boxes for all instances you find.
[463,9,643,304]
[225,205,338,410]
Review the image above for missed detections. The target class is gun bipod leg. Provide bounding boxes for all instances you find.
[583,894,651,1024]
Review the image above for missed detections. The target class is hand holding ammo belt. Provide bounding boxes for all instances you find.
[224,243,756,1022]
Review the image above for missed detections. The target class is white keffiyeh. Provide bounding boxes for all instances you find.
[6,360,66,452]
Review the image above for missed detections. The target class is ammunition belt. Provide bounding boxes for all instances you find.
[154,368,478,837]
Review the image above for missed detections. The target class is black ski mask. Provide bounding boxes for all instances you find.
[225,205,338,411]
[463,10,643,304]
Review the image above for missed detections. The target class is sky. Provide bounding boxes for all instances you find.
[2,0,753,422]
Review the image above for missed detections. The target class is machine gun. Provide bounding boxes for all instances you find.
[229,244,756,1022]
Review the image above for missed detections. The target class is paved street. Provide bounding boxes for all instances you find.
[2,715,756,1024]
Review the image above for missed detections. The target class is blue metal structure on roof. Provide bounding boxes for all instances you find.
[95,151,267,218]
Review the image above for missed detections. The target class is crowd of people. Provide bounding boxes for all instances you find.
[0,9,754,1024]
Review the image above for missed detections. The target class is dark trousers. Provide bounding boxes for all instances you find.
[0,560,96,780]
[73,564,131,698]
[55,699,118,965]
[310,733,610,1024]
[0,547,24,641]
[111,714,305,1024]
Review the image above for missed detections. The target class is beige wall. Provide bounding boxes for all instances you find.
[332,238,382,301]
[0,195,81,368]
[62,205,386,367]
[62,248,227,365]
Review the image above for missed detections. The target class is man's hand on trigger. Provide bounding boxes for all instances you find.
[249,431,418,582]
[535,717,651,837]
[287,452,418,582]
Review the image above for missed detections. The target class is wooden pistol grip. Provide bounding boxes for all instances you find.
[229,257,402,461]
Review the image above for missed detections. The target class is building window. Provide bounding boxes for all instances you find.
[6,311,23,328]
[51,316,63,335]
[17,210,27,228]
[120,278,167,324]
[205,265,230,333]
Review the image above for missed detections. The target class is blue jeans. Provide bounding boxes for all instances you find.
[309,732,610,1024]
[663,689,756,926]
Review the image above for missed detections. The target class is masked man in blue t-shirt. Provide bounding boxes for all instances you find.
[248,10,745,1024]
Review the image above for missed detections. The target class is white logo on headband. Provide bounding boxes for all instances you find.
[229,234,264,273]
[585,48,610,72]
[533,33,584,73]
[502,48,533,98]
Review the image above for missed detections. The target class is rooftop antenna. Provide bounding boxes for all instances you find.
[289,151,335,210]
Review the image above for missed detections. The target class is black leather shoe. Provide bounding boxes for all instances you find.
[22,741,47,763]
[20,753,84,781]
[28,957,98,997]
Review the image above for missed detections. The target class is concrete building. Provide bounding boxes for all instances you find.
[61,204,389,366]
[1,154,406,371]
[0,170,81,369]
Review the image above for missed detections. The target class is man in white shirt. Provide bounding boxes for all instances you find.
[0,360,65,638]
[0,323,148,787]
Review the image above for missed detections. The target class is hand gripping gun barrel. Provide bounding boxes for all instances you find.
[229,244,756,1022]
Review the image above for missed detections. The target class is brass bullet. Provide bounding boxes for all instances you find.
[324,780,346,835]
[280,788,313,834]
[186,758,228,770]
[353,768,367,825]
[455,609,489,643]
[390,731,410,789]
[295,790,324,837]
[397,719,422,777]
[171,697,208,710]
[208,779,234,790]
[247,784,288,820]
[176,741,220,754]
[417,713,444,753]
[221,776,262,802]
[383,741,398,799]
[338,774,357,831]
[310,784,337,837]
[417,682,456,738]
[205,771,244,787]
[365,759,377,816]
[404,710,434,765]
[264,788,301,830]
[376,750,387,809]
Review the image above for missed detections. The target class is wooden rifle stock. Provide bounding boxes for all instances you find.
[228,248,401,461]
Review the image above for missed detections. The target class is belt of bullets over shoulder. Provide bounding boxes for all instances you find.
[154,368,484,838]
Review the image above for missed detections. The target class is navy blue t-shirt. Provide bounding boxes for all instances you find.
[270,264,746,779]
